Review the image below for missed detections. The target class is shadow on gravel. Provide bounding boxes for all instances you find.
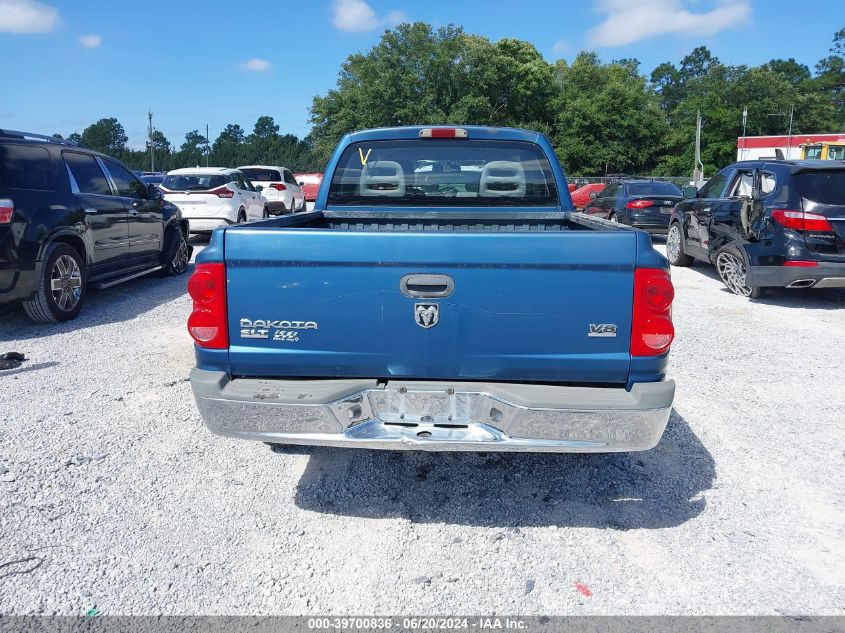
[0,264,196,342]
[0,361,59,377]
[679,262,845,309]
[292,410,714,529]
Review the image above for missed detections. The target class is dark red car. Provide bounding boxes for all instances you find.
[293,172,323,201]
[570,183,606,210]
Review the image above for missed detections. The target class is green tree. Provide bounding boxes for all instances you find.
[80,118,128,157]
[551,52,668,175]
[309,23,555,164]
[211,124,247,165]
[815,28,845,128]
[252,115,280,139]
[174,130,208,168]
[647,43,840,175]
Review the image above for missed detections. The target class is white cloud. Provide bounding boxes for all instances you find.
[0,0,60,34]
[382,9,408,28]
[240,58,272,72]
[588,0,752,47]
[79,34,101,49]
[552,40,569,56]
[332,0,407,32]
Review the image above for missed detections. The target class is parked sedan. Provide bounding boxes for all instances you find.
[584,179,684,234]
[569,183,605,210]
[238,165,305,214]
[668,160,845,298]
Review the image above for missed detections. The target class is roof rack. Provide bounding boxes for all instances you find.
[0,129,84,147]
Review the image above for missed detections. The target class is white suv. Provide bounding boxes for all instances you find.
[238,165,306,214]
[160,168,268,233]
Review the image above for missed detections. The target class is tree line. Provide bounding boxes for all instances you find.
[57,115,321,173]
[58,23,844,177]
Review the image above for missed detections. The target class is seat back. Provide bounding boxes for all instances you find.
[479,161,526,197]
[360,161,405,197]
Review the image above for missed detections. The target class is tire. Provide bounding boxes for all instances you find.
[715,244,765,299]
[666,222,693,267]
[237,209,247,224]
[22,242,86,323]
[262,206,270,219]
[608,213,618,223]
[163,225,191,276]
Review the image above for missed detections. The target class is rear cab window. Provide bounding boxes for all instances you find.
[793,170,845,204]
[328,139,559,207]
[0,144,54,191]
[628,182,682,196]
[240,168,281,182]
[162,174,230,191]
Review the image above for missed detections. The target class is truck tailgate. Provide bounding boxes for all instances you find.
[224,228,637,384]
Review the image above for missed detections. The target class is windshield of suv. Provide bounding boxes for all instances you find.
[793,170,845,204]
[239,168,282,182]
[161,173,230,191]
[627,182,683,196]
[327,139,559,207]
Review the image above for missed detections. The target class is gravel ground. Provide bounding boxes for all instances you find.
[1,236,843,616]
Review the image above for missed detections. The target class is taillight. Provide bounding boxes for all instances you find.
[187,263,228,349]
[419,128,468,139]
[627,199,652,209]
[771,209,833,232]
[208,186,235,199]
[269,183,287,191]
[631,268,674,357]
[0,198,13,223]
[783,260,819,267]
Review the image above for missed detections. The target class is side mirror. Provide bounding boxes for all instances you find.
[298,181,305,187]
[683,186,698,199]
[149,185,162,200]
[255,185,263,192]
[589,191,598,200]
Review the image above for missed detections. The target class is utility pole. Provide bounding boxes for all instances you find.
[147,111,155,173]
[786,104,794,158]
[205,124,210,167]
[693,110,704,186]
[741,106,748,161]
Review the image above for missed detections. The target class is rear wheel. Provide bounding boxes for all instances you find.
[666,222,693,267]
[23,242,86,323]
[716,245,764,299]
[263,206,270,219]
[608,213,618,223]
[237,209,247,223]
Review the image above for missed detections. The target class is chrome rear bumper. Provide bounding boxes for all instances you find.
[190,369,674,453]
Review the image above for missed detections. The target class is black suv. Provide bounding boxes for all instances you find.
[0,130,191,322]
[667,160,845,298]
[583,178,684,234]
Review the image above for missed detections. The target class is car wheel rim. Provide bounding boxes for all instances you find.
[172,234,189,273]
[717,252,752,297]
[667,226,681,261]
[50,254,82,311]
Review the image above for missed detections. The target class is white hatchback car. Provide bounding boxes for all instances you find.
[238,165,306,214]
[160,168,269,233]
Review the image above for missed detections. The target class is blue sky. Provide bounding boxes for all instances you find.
[0,0,840,149]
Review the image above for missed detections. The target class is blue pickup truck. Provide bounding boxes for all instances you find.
[187,126,676,452]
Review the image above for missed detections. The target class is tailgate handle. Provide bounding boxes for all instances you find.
[400,274,454,298]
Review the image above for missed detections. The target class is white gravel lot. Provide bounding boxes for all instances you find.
[0,236,843,616]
